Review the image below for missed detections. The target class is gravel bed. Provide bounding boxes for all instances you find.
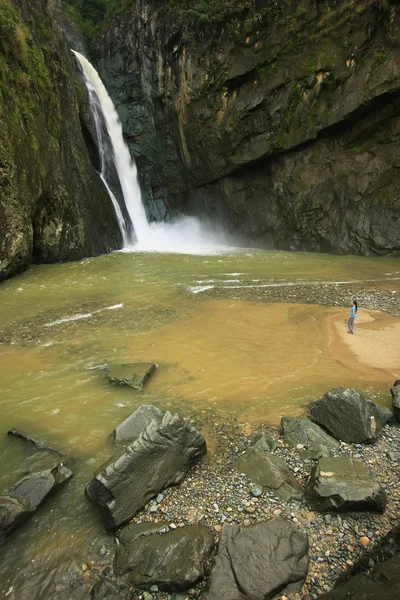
[59,412,400,600]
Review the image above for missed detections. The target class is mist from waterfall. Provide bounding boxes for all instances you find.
[73,51,231,255]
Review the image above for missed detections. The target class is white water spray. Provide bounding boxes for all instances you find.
[73,51,232,254]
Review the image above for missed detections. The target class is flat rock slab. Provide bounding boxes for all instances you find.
[107,362,156,391]
[113,405,164,442]
[282,417,340,457]
[309,387,392,443]
[391,380,400,422]
[0,463,73,539]
[203,518,309,600]
[86,411,206,528]
[115,522,215,591]
[308,456,387,513]
[234,448,304,502]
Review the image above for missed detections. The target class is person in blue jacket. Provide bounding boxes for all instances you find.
[348,299,358,334]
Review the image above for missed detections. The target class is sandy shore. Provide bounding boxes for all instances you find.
[328,308,400,380]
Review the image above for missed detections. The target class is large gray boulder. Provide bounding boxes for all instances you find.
[0,464,73,539]
[115,522,215,591]
[203,518,309,600]
[308,457,387,513]
[86,411,206,527]
[391,380,400,422]
[309,388,392,443]
[234,448,304,501]
[107,362,156,391]
[282,417,340,458]
[113,405,164,442]
[249,432,276,452]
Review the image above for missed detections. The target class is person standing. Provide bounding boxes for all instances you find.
[348,300,357,334]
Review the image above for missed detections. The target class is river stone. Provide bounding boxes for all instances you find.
[282,417,340,457]
[203,518,309,600]
[249,432,276,451]
[113,405,164,441]
[309,388,392,443]
[107,362,156,391]
[390,380,400,422]
[308,457,387,513]
[114,522,214,590]
[234,448,304,501]
[86,411,206,527]
[0,464,73,539]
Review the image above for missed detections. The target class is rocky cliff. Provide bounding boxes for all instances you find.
[0,0,122,282]
[95,0,400,255]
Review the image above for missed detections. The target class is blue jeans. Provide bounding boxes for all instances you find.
[348,317,355,333]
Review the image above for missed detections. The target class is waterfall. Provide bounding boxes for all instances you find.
[73,51,149,245]
[73,51,232,255]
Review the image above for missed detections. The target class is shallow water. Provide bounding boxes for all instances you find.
[0,248,399,599]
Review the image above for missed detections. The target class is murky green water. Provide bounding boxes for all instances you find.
[0,248,399,599]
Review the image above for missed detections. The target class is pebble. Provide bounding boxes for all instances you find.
[359,536,370,546]
[156,494,164,504]
[251,485,263,497]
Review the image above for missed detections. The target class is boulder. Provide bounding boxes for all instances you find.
[249,432,276,451]
[309,388,392,443]
[390,380,400,422]
[115,522,215,591]
[203,518,309,600]
[107,362,156,391]
[308,457,387,513]
[7,428,66,457]
[0,463,73,539]
[234,448,304,501]
[113,405,164,442]
[86,411,206,527]
[281,417,340,457]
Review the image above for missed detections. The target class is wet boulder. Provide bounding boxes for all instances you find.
[390,380,400,422]
[282,417,340,458]
[309,388,392,443]
[234,448,304,501]
[115,522,215,591]
[86,411,206,528]
[107,362,156,391]
[203,518,309,600]
[113,405,164,442]
[249,432,276,452]
[0,463,73,539]
[308,457,387,513]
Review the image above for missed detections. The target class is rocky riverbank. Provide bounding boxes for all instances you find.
[50,398,400,600]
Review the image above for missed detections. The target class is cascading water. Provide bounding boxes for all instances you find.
[73,51,232,254]
[73,51,149,245]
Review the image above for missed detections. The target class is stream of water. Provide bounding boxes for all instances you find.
[0,249,399,598]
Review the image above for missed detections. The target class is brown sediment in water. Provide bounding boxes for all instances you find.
[327,308,400,380]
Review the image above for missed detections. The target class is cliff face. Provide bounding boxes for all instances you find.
[0,0,121,282]
[96,0,400,255]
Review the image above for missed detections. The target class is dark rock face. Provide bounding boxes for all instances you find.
[0,0,121,282]
[309,388,392,443]
[114,522,215,591]
[282,417,340,457]
[308,457,387,513]
[0,463,73,539]
[203,518,309,600]
[234,448,303,502]
[86,411,206,528]
[390,380,400,423]
[107,363,157,391]
[113,404,164,441]
[95,0,400,256]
